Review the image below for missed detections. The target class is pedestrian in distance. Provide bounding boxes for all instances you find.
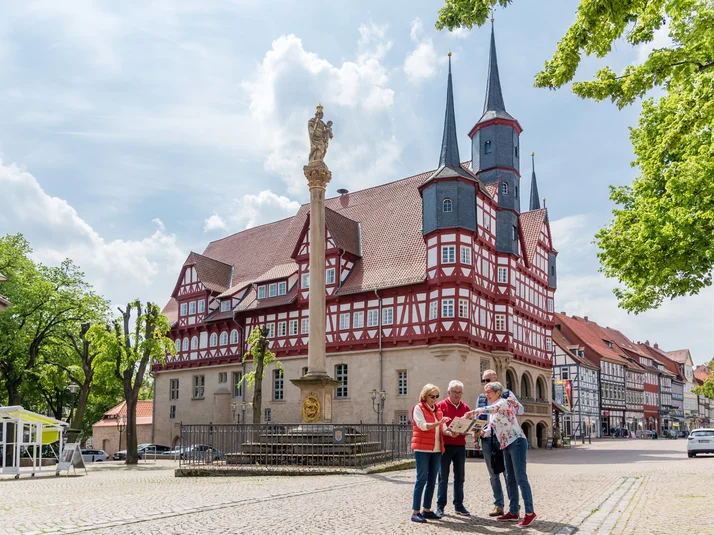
[410,383,451,524]
[473,369,523,518]
[469,381,537,528]
[435,380,472,517]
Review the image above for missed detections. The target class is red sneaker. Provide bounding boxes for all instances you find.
[518,513,537,527]
[496,512,520,522]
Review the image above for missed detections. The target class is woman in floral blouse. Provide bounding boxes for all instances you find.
[469,381,537,528]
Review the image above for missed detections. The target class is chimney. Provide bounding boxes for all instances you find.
[654,343,659,349]
[645,340,650,346]
[583,316,589,322]
[559,311,567,315]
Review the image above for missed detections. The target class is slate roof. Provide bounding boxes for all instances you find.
[519,209,547,264]
[475,24,518,128]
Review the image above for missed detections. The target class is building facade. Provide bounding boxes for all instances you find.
[551,329,600,438]
[666,349,699,431]
[153,27,557,449]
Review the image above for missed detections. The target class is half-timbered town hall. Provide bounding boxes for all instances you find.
[155,26,558,448]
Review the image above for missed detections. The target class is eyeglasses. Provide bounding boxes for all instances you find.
[428,394,440,399]
[451,390,463,395]
[482,378,492,384]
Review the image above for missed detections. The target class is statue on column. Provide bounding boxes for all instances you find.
[308,104,333,163]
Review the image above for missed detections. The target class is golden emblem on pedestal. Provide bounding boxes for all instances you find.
[302,392,321,422]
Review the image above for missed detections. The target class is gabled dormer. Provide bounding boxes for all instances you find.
[171,252,233,327]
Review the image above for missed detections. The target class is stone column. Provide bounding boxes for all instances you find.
[290,159,340,423]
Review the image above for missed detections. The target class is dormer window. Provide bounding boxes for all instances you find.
[220,300,230,312]
[443,198,453,212]
[484,140,492,154]
[258,286,266,299]
[278,281,287,295]
[268,283,277,297]
[501,182,509,195]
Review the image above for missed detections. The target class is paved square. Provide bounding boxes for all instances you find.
[1,439,711,535]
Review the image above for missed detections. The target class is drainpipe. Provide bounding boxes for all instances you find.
[374,289,383,424]
[232,309,246,419]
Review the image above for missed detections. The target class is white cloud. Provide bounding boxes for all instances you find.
[243,32,398,194]
[636,22,673,64]
[214,190,301,231]
[550,214,591,254]
[204,213,227,232]
[448,27,471,39]
[404,17,439,84]
[0,159,186,307]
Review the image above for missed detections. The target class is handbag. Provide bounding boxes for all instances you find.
[489,435,505,474]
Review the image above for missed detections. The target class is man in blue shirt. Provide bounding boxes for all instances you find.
[476,369,524,517]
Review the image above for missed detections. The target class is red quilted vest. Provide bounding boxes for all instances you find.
[411,402,445,453]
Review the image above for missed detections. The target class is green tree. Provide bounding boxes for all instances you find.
[436,0,714,313]
[0,234,105,406]
[89,300,174,464]
[242,326,281,424]
[693,361,714,399]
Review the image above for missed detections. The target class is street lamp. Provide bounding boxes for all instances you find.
[116,414,127,454]
[67,383,79,423]
[370,389,387,424]
[241,401,247,424]
[231,401,238,423]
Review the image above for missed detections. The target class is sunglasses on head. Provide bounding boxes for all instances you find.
[428,394,440,399]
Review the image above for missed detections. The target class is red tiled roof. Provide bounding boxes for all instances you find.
[552,328,597,369]
[639,343,684,380]
[325,208,361,257]
[519,209,547,264]
[253,263,298,283]
[162,298,178,325]
[93,400,153,427]
[555,313,631,366]
[666,349,691,364]
[217,279,252,299]
[184,252,233,294]
[694,364,711,382]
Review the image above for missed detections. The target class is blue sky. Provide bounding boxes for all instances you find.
[0,1,710,366]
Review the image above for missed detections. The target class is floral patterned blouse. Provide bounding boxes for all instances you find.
[475,395,526,450]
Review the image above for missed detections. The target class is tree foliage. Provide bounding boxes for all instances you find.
[693,361,714,400]
[89,300,174,464]
[242,326,281,424]
[436,0,714,312]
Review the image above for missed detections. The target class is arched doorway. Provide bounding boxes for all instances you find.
[521,421,534,448]
[506,369,517,395]
[536,422,548,448]
[172,435,181,449]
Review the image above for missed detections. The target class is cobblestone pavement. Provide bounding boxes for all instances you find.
[1,439,712,535]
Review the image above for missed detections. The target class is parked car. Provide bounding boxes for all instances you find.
[81,449,109,462]
[112,443,172,460]
[687,428,714,457]
[171,444,225,461]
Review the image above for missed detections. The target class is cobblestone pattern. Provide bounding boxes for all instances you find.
[1,439,711,535]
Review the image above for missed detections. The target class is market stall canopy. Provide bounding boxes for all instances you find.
[0,406,68,444]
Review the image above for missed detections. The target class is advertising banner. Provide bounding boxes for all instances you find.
[554,379,572,410]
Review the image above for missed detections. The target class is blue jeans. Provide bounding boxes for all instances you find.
[413,451,441,511]
[480,436,505,508]
[503,437,534,515]
[437,445,466,509]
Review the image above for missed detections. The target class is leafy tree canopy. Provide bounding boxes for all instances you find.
[437,0,714,313]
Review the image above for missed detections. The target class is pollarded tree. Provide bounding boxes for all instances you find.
[242,326,282,424]
[436,0,714,313]
[89,300,174,464]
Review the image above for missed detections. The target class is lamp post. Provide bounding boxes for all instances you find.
[370,389,387,424]
[231,401,238,423]
[241,401,247,424]
[116,414,127,455]
[67,383,80,442]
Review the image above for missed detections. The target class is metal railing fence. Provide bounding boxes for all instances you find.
[177,423,412,470]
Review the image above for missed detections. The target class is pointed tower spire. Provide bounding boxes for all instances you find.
[439,52,461,169]
[484,19,506,114]
[529,152,541,210]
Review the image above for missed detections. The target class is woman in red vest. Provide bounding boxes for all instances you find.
[411,383,450,523]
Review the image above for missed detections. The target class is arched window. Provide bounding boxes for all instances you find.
[520,374,532,398]
[209,333,218,347]
[536,377,546,400]
[175,339,181,352]
[501,182,509,195]
[230,329,239,344]
[190,336,199,350]
[442,198,453,213]
[219,331,228,345]
[506,369,516,394]
[182,338,189,351]
[484,140,492,154]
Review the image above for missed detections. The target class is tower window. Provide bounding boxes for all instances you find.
[484,140,492,154]
[512,225,518,240]
[515,145,518,158]
[515,186,518,197]
[442,198,453,212]
[501,182,509,195]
